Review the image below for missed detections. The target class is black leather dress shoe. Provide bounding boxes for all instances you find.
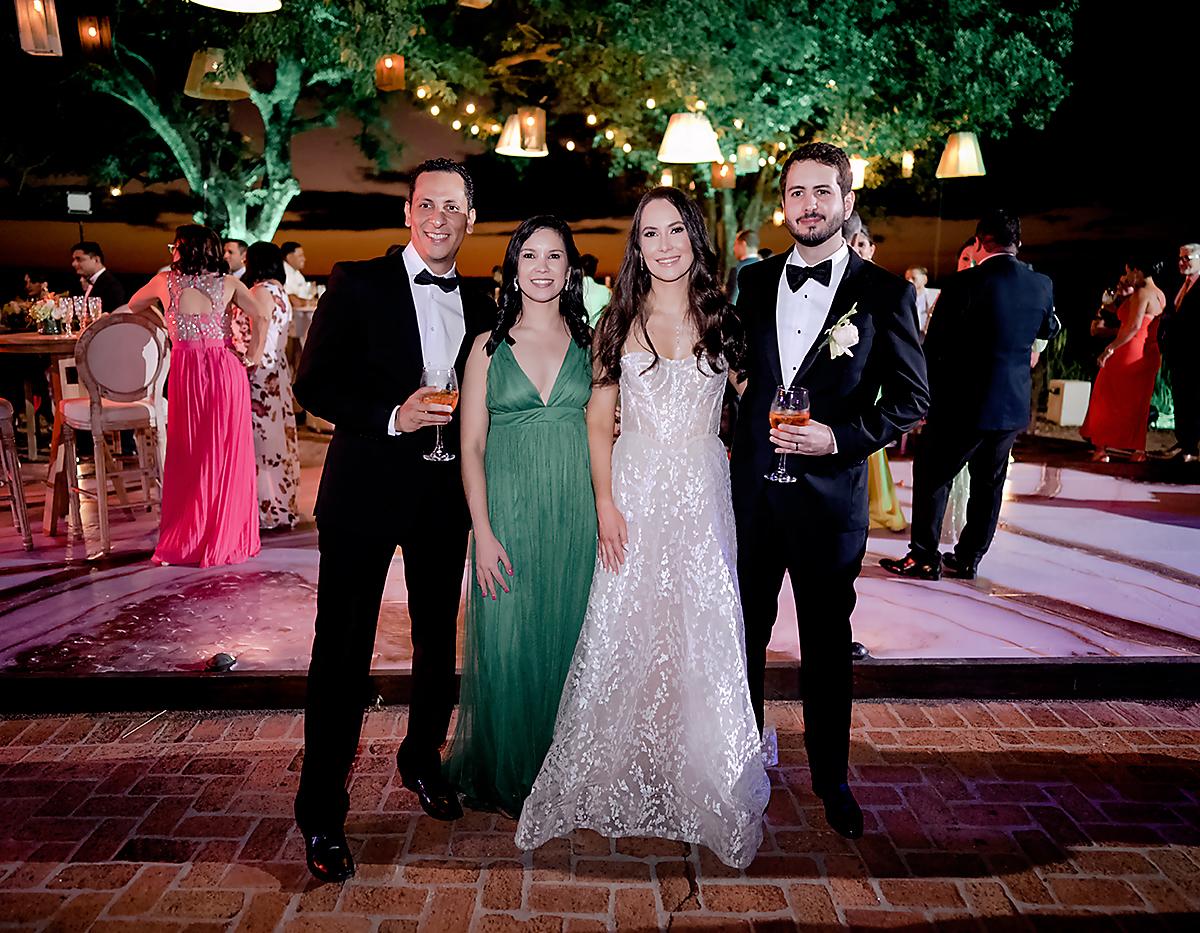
[941,552,977,579]
[850,641,870,661]
[305,832,355,883]
[403,772,464,822]
[879,554,940,580]
[818,784,864,839]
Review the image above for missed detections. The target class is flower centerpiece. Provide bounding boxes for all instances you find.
[28,294,64,334]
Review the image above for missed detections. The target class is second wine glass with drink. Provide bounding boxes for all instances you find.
[766,385,810,483]
[421,365,460,462]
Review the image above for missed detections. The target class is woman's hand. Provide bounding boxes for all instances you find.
[1098,345,1114,368]
[474,532,512,600]
[597,499,628,573]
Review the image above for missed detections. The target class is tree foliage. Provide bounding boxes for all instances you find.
[2,0,1076,253]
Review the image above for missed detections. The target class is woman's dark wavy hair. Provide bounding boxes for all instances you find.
[1126,255,1165,280]
[171,224,225,276]
[485,215,591,355]
[592,186,744,386]
[242,241,287,288]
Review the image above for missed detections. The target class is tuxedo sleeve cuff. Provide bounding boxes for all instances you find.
[387,405,402,436]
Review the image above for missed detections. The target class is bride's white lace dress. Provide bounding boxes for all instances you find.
[515,351,770,869]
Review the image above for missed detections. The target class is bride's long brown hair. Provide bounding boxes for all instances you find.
[592,187,744,386]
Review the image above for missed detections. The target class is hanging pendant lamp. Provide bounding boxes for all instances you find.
[849,156,869,190]
[374,54,405,92]
[657,112,723,164]
[936,132,986,178]
[187,0,282,12]
[711,161,736,189]
[15,0,63,56]
[495,107,549,157]
[184,49,252,101]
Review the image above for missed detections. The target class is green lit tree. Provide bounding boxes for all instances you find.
[79,0,489,241]
[5,0,1074,259]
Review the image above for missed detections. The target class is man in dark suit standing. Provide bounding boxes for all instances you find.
[881,210,1058,582]
[292,159,495,883]
[1159,243,1200,463]
[70,241,126,313]
[732,143,929,839]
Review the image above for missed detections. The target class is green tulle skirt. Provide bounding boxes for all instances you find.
[443,340,596,813]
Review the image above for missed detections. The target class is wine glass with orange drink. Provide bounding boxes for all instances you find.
[421,366,459,462]
[765,385,810,483]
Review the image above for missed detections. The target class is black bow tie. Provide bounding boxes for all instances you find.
[414,269,460,293]
[786,260,833,292]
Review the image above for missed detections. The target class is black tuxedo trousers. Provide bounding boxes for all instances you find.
[737,488,866,792]
[294,508,467,835]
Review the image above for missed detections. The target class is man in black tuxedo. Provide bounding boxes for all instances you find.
[881,210,1058,582]
[292,159,495,883]
[70,241,127,313]
[732,143,929,839]
[1159,243,1200,463]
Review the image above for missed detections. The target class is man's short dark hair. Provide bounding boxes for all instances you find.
[71,241,104,262]
[410,158,475,212]
[735,229,759,251]
[580,254,599,278]
[975,210,1021,249]
[224,238,249,252]
[779,142,853,200]
[280,241,302,258]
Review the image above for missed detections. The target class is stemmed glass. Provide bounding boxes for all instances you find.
[765,385,810,484]
[421,366,459,462]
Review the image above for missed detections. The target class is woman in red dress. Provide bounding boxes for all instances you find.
[1080,259,1166,462]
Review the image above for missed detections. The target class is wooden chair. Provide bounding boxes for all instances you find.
[0,397,34,550]
[60,309,168,556]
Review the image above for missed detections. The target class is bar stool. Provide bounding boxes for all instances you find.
[0,397,34,550]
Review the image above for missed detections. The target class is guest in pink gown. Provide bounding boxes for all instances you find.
[1080,259,1166,462]
[128,225,271,566]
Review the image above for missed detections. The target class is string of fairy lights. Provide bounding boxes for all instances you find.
[14,0,978,199]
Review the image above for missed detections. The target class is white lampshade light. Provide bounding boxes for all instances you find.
[901,150,915,178]
[657,112,723,164]
[734,143,760,176]
[187,0,282,12]
[936,131,986,178]
[15,0,63,56]
[849,156,869,190]
[495,108,548,158]
[660,169,674,187]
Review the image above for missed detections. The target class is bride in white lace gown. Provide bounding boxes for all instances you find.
[515,189,769,869]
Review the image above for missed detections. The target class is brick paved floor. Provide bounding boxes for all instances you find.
[1,701,1198,931]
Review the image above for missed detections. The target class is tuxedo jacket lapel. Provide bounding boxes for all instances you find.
[386,255,425,375]
[756,254,788,387]
[791,250,866,388]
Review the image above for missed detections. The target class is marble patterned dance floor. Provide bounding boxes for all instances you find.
[0,438,1198,675]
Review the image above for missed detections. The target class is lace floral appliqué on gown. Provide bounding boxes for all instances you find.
[515,351,770,869]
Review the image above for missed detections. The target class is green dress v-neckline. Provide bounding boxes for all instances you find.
[501,338,575,408]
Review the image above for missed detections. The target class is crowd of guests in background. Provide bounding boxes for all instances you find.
[6,200,1196,573]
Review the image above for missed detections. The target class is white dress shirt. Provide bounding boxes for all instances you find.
[284,262,308,297]
[776,243,850,383]
[232,266,246,280]
[914,286,940,334]
[83,267,105,299]
[387,242,467,434]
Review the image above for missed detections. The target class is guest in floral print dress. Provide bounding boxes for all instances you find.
[243,242,301,530]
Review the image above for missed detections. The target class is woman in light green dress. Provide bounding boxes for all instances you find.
[444,216,596,814]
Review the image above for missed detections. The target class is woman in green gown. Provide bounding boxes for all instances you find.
[444,215,596,815]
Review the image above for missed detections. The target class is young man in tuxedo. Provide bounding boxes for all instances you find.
[292,159,496,883]
[731,143,929,839]
[881,210,1058,582]
[70,241,126,313]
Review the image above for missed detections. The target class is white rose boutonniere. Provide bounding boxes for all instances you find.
[822,303,860,359]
